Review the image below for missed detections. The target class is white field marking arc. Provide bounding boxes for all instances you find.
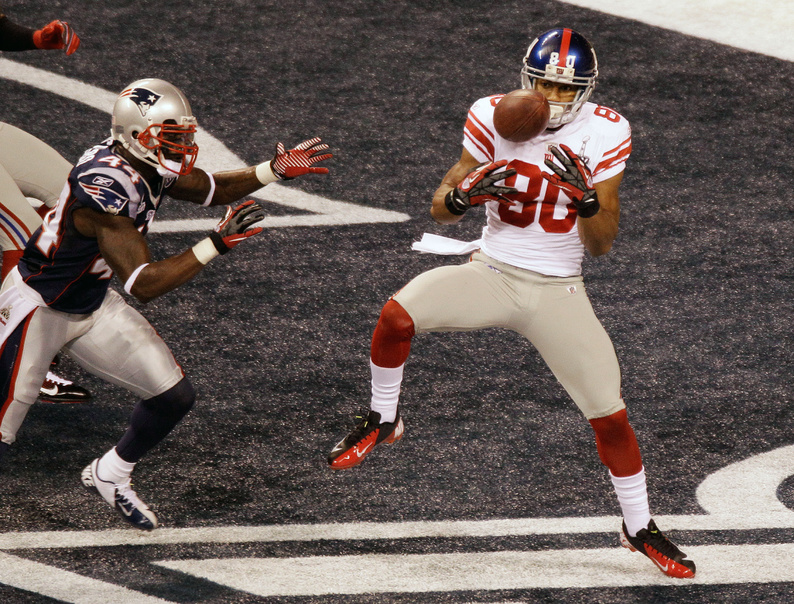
[154,544,794,596]
[1,444,792,601]
[0,443,793,551]
[557,0,794,62]
[0,58,411,232]
[696,443,794,516]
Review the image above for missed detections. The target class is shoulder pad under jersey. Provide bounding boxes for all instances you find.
[74,167,139,217]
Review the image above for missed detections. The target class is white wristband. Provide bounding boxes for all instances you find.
[192,237,220,265]
[255,161,279,186]
[124,263,150,295]
[201,173,216,207]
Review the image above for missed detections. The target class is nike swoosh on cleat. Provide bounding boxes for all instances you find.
[39,385,59,396]
[356,442,373,458]
[117,500,135,517]
[651,557,669,573]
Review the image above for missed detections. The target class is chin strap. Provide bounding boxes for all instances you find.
[156,159,184,177]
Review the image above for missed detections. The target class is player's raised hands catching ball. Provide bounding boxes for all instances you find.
[543,143,600,218]
[444,159,518,215]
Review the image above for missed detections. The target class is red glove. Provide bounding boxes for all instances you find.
[543,144,600,218]
[33,20,80,55]
[444,160,517,215]
[208,200,265,254]
[271,137,332,180]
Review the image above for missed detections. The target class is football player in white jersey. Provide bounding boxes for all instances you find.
[329,28,695,579]
[0,6,89,402]
[0,78,331,530]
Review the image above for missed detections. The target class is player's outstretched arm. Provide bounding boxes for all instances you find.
[169,138,332,207]
[72,201,264,303]
[0,12,80,54]
[579,173,621,257]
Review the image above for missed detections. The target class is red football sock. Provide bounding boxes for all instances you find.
[589,408,643,477]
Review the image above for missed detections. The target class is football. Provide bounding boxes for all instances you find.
[493,89,551,142]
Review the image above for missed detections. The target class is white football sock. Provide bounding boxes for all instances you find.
[369,360,403,423]
[98,447,136,484]
[610,467,651,537]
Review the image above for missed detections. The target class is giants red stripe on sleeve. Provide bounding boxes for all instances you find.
[594,136,633,175]
[469,110,495,140]
[464,111,495,159]
[463,131,491,160]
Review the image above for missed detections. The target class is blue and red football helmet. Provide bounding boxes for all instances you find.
[521,28,598,128]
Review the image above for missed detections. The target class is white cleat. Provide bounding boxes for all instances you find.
[81,459,158,530]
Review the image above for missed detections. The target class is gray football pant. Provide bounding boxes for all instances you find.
[1,284,183,446]
[393,251,625,420]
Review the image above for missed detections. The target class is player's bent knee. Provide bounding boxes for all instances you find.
[378,299,415,341]
[142,377,196,420]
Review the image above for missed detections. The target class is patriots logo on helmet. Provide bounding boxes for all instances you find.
[120,87,162,117]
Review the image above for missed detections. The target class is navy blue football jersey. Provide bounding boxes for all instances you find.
[18,139,176,313]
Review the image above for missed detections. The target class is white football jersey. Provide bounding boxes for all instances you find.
[463,95,632,276]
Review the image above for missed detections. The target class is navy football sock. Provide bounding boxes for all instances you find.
[116,377,195,463]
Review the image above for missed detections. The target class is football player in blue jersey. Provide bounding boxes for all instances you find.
[0,5,90,402]
[0,78,331,530]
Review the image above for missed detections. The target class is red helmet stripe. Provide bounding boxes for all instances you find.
[558,28,573,65]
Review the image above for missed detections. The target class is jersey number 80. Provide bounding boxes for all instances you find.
[497,160,576,233]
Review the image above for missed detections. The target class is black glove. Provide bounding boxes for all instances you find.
[445,160,518,215]
[543,143,600,218]
[208,200,265,254]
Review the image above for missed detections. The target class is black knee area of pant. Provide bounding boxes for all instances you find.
[141,376,196,421]
[116,377,196,463]
[378,299,415,341]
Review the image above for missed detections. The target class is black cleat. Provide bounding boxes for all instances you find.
[39,371,92,403]
[328,409,404,469]
[620,519,696,578]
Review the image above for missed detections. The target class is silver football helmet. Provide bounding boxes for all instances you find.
[111,78,199,175]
